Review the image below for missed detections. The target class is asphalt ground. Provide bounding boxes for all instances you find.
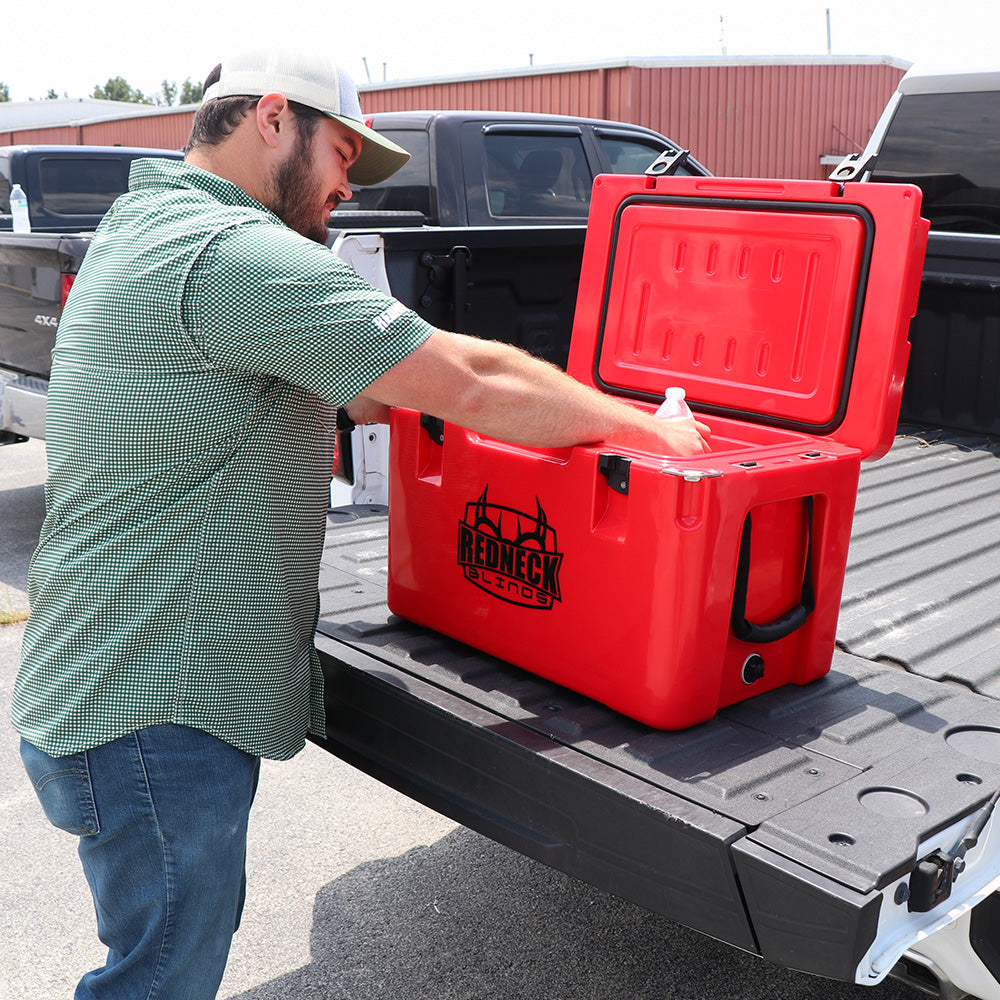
[0,438,924,1000]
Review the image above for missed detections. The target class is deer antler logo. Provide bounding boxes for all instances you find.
[458,486,563,609]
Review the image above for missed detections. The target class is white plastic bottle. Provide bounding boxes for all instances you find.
[9,183,30,234]
[655,386,693,421]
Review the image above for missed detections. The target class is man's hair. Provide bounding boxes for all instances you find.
[184,64,326,153]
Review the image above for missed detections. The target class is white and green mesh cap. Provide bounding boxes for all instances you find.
[202,49,410,186]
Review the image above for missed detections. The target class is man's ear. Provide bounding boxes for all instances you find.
[255,93,291,149]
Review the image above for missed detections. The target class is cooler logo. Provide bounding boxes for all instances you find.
[458,487,563,609]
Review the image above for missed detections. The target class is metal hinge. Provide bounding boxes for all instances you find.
[420,247,472,333]
[645,149,692,177]
[661,466,724,483]
[828,152,878,185]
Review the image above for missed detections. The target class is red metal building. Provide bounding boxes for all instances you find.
[0,57,909,180]
[0,101,194,151]
[358,57,909,179]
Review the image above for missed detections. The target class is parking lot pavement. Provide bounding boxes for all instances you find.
[1,440,923,1000]
[1,438,46,617]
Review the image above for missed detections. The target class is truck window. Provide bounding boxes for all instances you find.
[597,134,672,174]
[871,91,1000,234]
[338,131,431,216]
[38,156,131,216]
[483,133,592,220]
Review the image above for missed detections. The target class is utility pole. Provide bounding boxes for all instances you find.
[826,8,832,55]
[720,15,727,56]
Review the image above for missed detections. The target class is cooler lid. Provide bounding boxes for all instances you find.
[568,174,927,459]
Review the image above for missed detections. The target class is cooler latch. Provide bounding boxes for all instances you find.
[420,413,445,445]
[598,454,631,495]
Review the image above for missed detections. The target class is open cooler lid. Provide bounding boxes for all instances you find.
[567,174,927,459]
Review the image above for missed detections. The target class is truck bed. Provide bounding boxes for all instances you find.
[312,429,1000,987]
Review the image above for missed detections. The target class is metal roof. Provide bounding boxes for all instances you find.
[0,98,195,132]
[359,55,913,93]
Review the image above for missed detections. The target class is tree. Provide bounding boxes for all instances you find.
[92,77,153,104]
[45,89,60,100]
[179,78,203,105]
[148,77,202,107]
[156,79,178,107]
[0,82,9,102]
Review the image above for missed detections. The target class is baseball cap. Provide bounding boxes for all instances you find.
[202,49,410,186]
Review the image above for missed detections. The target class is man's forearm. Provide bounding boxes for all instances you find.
[364,329,711,456]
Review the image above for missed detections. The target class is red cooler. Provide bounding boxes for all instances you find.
[386,173,928,729]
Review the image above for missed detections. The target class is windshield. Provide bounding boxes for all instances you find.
[871,90,1000,234]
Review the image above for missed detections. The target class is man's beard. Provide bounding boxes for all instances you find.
[269,132,333,245]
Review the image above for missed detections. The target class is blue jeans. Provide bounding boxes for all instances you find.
[21,724,261,1000]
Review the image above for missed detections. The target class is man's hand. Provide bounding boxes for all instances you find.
[647,415,713,456]
[343,394,392,426]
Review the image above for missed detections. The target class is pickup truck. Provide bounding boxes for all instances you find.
[9,94,1000,999]
[0,144,183,442]
[847,68,1000,440]
[0,115,705,446]
[314,71,1000,1000]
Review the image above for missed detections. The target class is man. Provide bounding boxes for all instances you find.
[13,49,710,999]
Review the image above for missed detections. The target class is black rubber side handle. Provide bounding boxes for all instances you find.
[730,496,815,644]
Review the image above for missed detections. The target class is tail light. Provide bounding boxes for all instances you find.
[60,272,76,309]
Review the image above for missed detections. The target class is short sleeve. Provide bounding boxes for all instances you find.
[183,221,434,405]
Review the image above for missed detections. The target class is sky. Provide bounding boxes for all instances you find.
[2,0,997,104]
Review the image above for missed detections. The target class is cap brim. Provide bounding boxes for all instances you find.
[329,114,410,186]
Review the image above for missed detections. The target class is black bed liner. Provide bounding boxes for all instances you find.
[840,428,1000,695]
[312,431,1000,984]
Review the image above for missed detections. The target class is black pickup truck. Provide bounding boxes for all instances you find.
[314,72,1000,1000]
[0,145,183,441]
[0,115,704,445]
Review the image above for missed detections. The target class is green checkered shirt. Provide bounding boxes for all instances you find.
[12,158,433,760]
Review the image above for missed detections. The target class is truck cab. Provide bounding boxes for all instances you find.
[0,145,182,233]
[331,110,709,228]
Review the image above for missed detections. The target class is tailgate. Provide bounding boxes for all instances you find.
[313,436,1000,986]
